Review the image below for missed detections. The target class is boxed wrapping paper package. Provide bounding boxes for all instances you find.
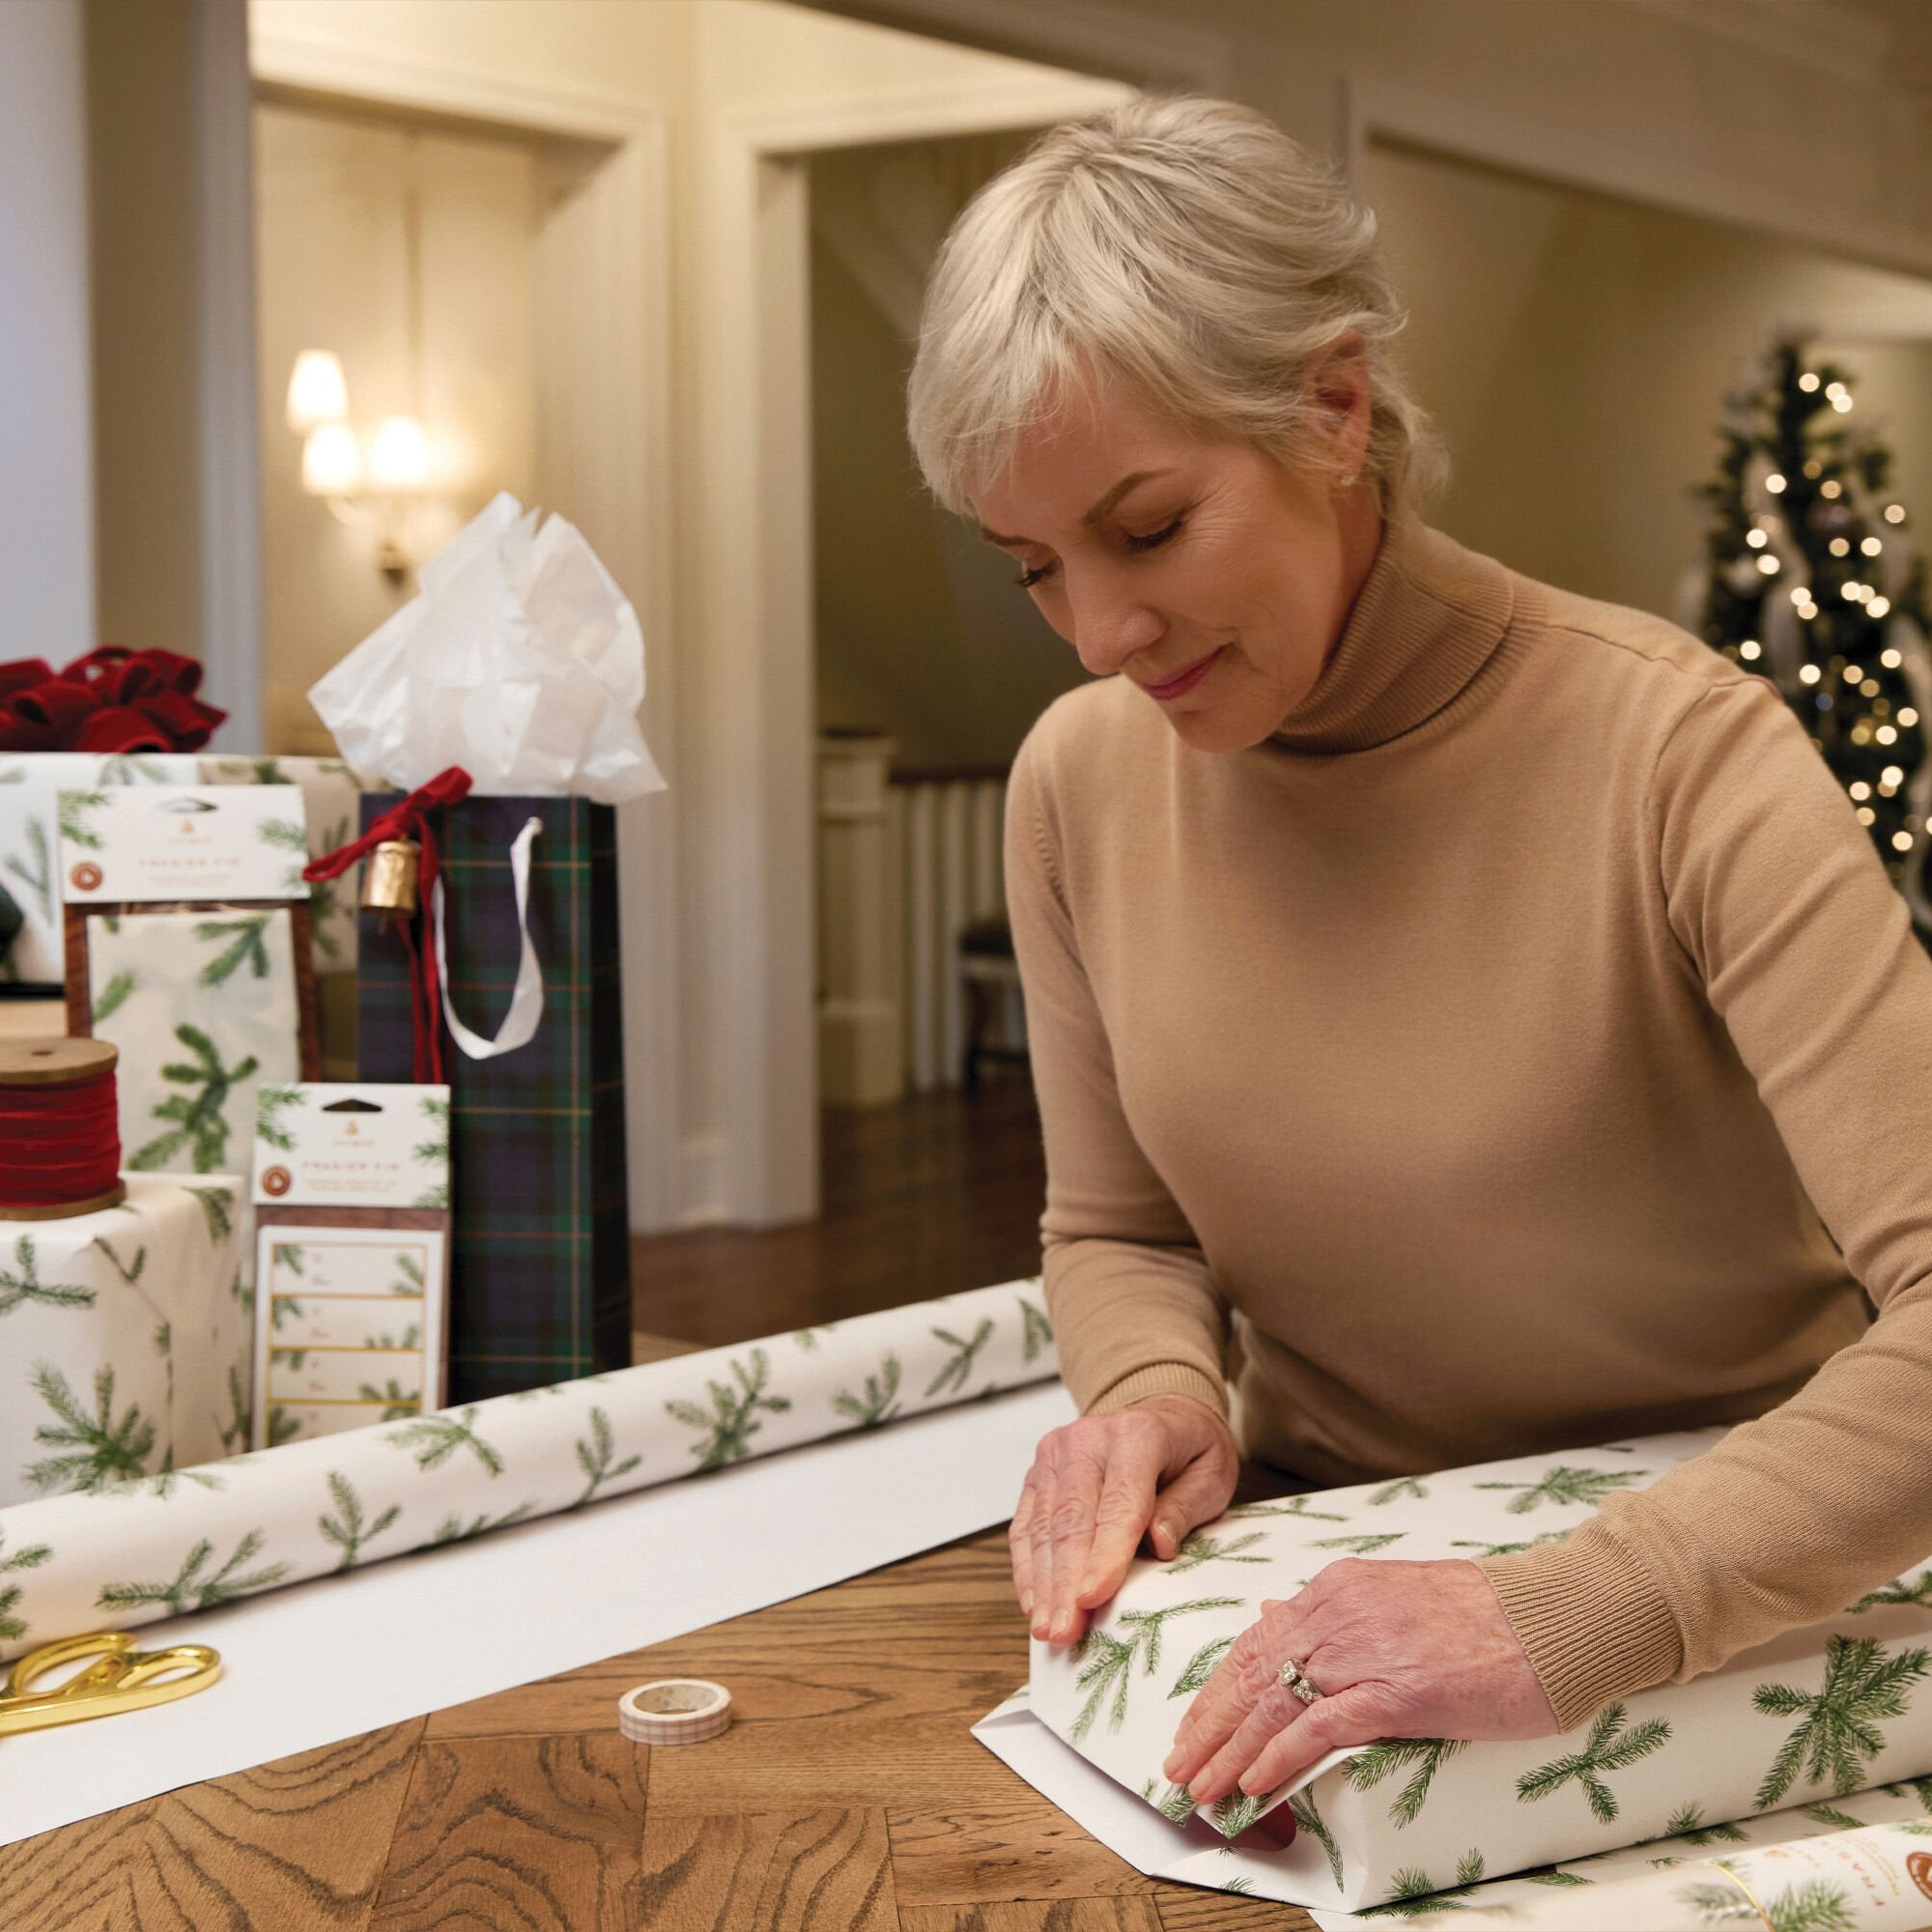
[0,1174,245,1509]
[985,1426,1932,1913]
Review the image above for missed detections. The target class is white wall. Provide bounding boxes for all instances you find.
[0,0,96,658]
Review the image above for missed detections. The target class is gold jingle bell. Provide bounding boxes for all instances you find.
[361,837,422,924]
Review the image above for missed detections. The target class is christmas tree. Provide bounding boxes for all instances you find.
[1693,338,1932,927]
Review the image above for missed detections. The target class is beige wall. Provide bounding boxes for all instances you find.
[253,99,542,750]
[1363,138,1932,623]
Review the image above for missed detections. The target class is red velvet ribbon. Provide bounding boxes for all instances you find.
[0,647,226,753]
[304,766,472,1085]
[0,1069,123,1209]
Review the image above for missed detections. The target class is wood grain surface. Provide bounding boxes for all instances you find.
[0,1528,1317,1931]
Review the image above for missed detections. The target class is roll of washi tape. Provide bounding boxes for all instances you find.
[0,1037,126,1219]
[616,1679,732,1747]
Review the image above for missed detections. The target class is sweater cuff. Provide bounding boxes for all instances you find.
[1474,1529,1684,1732]
[1086,1363,1230,1421]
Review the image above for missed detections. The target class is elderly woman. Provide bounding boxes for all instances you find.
[904,95,1932,1819]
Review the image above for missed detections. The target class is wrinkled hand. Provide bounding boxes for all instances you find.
[1010,1395,1238,1646]
[1163,1557,1561,1805]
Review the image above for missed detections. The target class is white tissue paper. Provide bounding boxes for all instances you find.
[308,494,667,802]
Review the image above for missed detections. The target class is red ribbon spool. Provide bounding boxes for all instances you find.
[0,1038,127,1219]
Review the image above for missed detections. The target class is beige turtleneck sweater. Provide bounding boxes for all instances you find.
[1008,514,1932,1729]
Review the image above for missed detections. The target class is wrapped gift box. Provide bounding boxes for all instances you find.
[0,1173,245,1507]
[0,753,198,986]
[1001,1426,1932,1912]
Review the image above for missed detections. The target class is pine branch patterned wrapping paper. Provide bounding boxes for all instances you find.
[0,1174,245,1512]
[0,1276,1054,1661]
[87,908,302,1180]
[196,756,375,977]
[0,753,198,985]
[992,1428,1932,1913]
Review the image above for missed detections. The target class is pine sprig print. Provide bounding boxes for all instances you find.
[8,816,52,922]
[255,1084,302,1151]
[1369,1477,1428,1505]
[389,1252,425,1297]
[93,968,137,1021]
[1849,1571,1932,1613]
[1151,1780,1198,1823]
[832,1355,902,1430]
[129,1024,260,1171]
[0,1236,95,1317]
[1801,1802,1864,1831]
[1210,1791,1268,1837]
[1167,1529,1268,1573]
[1170,1634,1236,1698]
[668,1350,791,1470]
[1451,1529,1575,1558]
[60,789,108,851]
[1517,1702,1673,1822]
[431,1502,535,1545]
[268,1405,301,1447]
[924,1318,994,1397]
[0,1534,52,1643]
[90,1236,146,1287]
[1288,1790,1345,1891]
[1347,1739,1468,1827]
[1474,1465,1648,1515]
[1310,1533,1406,1554]
[98,1530,289,1614]
[1761,1880,1859,1932]
[27,1362,156,1493]
[1226,1495,1348,1521]
[217,1363,250,1453]
[575,1406,641,1503]
[1019,1296,1053,1363]
[193,915,271,986]
[1665,1802,1748,1845]
[1358,1851,1487,1917]
[356,1380,419,1421]
[1751,1634,1930,1808]
[1069,1597,1240,1741]
[319,1473,401,1572]
[1674,1880,1759,1922]
[385,1406,503,1476]
[186,1184,234,1244]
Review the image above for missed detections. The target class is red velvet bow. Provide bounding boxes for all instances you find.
[0,647,227,753]
[305,767,473,1084]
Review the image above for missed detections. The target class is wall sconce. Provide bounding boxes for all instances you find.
[284,352,432,589]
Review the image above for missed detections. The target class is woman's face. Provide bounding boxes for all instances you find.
[971,351,1382,753]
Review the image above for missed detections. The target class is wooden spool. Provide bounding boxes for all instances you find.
[0,1037,126,1219]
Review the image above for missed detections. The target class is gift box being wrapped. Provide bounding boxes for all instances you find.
[985,1426,1932,1912]
[0,1173,245,1508]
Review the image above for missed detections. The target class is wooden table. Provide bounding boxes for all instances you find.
[0,1527,1317,1931]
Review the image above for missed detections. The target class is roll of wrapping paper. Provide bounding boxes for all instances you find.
[0,1038,125,1218]
[0,1278,1056,1662]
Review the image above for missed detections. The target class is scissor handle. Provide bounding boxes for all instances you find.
[0,1632,221,1737]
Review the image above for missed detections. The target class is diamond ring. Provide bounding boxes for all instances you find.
[1276,1656,1323,1704]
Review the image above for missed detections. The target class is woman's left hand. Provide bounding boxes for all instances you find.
[1162,1557,1563,1804]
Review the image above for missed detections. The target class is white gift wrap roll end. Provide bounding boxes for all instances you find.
[617,1679,732,1747]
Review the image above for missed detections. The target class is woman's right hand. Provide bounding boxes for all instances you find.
[1009,1394,1240,1647]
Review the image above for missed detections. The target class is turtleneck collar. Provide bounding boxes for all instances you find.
[1264,515,1518,755]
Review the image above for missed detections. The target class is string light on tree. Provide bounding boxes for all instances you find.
[1693,336,1932,932]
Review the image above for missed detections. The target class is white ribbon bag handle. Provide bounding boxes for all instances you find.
[431,815,546,1060]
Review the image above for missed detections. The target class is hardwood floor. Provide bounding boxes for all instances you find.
[632,1073,1047,1348]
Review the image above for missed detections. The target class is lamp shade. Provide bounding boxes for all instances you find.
[367,415,431,492]
[285,350,349,433]
[301,422,363,496]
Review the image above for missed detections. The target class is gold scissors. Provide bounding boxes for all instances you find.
[0,1632,221,1737]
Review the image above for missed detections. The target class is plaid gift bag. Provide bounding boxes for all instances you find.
[355,794,629,1400]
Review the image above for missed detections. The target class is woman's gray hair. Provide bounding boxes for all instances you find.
[906,96,1446,520]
